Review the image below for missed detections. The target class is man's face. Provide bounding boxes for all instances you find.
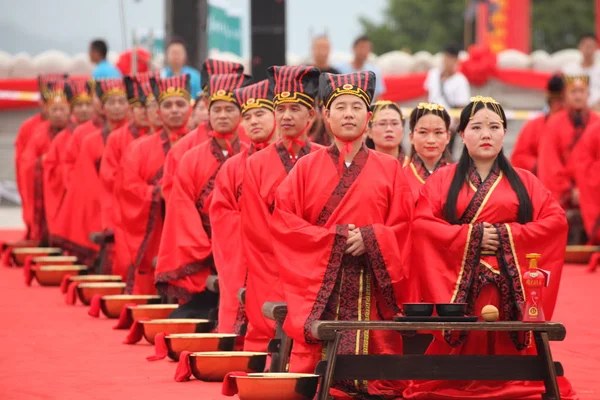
[242,107,275,143]
[72,101,93,123]
[159,95,190,129]
[353,40,371,62]
[275,103,315,138]
[312,37,330,65]
[131,105,148,127]
[565,83,589,110]
[442,53,458,73]
[209,100,241,134]
[47,100,70,129]
[145,99,162,128]
[102,94,128,122]
[579,37,597,60]
[89,47,101,64]
[166,43,187,70]
[325,94,371,141]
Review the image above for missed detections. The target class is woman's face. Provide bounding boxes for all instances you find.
[368,108,404,150]
[461,107,505,162]
[410,113,450,161]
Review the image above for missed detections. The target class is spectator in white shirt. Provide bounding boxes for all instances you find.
[424,44,471,110]
[337,36,386,100]
[562,33,600,108]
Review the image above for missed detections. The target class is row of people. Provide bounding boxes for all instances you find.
[15,63,578,398]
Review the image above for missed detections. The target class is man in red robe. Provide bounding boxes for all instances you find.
[270,71,413,397]
[511,74,564,174]
[97,74,154,276]
[209,79,277,334]
[538,75,600,244]
[119,75,193,294]
[51,79,128,265]
[572,122,600,271]
[241,65,323,351]
[20,78,71,243]
[44,78,94,237]
[161,59,245,201]
[155,73,250,315]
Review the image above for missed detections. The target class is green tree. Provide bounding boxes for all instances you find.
[360,0,595,55]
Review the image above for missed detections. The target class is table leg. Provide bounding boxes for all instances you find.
[317,331,341,400]
[534,331,561,400]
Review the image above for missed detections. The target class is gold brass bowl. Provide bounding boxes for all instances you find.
[67,275,122,284]
[34,265,87,286]
[2,240,38,251]
[165,333,237,361]
[140,319,212,344]
[189,351,268,382]
[100,295,161,318]
[12,247,62,266]
[76,282,126,305]
[32,255,78,266]
[129,304,178,321]
[235,373,320,400]
[565,245,600,264]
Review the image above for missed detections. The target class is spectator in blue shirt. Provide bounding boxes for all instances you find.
[337,35,386,100]
[89,39,122,79]
[161,38,201,99]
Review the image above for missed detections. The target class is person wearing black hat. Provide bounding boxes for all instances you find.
[241,65,324,352]
[511,74,565,175]
[270,71,414,396]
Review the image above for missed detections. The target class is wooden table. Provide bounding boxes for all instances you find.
[311,320,566,400]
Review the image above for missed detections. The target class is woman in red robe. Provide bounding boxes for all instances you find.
[155,73,249,315]
[403,96,575,399]
[403,103,451,200]
[271,71,413,398]
[161,59,246,202]
[118,75,192,294]
[43,78,94,237]
[241,65,323,352]
[209,79,277,334]
[51,79,128,265]
[511,75,564,175]
[366,100,409,166]
[572,122,600,271]
[20,79,71,243]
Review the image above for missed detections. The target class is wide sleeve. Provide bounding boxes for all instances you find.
[98,132,123,230]
[360,162,414,311]
[270,165,348,343]
[411,172,481,304]
[499,173,568,320]
[42,130,68,225]
[62,132,83,190]
[209,159,244,332]
[19,130,46,239]
[155,150,212,300]
[161,144,180,203]
[572,127,600,241]
[510,118,538,172]
[538,118,571,204]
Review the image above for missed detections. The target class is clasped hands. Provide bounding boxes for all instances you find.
[345,224,366,256]
[481,222,499,252]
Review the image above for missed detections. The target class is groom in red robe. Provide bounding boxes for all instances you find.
[241,65,324,351]
[270,71,413,397]
[155,72,250,316]
[209,79,278,334]
[119,75,192,294]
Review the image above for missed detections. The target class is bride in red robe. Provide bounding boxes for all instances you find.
[403,103,451,200]
[403,96,576,399]
[271,71,414,398]
[365,100,409,166]
[209,79,277,334]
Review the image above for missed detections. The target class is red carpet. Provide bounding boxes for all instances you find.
[0,230,598,399]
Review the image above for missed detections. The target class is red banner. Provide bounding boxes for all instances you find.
[477,0,531,54]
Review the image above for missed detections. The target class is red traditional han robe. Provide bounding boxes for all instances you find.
[538,110,600,207]
[271,145,414,396]
[510,114,547,174]
[43,122,78,236]
[209,145,258,333]
[155,137,246,300]
[19,123,61,241]
[403,154,449,201]
[99,123,151,277]
[51,125,114,265]
[119,130,171,294]
[404,163,574,400]
[241,141,323,352]
[572,124,600,245]
[15,113,46,208]
[61,118,103,191]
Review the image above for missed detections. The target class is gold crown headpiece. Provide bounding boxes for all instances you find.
[417,102,445,111]
[469,95,504,123]
[371,100,403,122]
